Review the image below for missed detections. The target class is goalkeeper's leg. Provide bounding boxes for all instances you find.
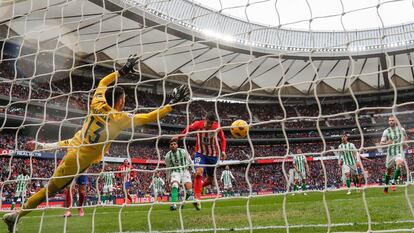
[3,150,90,232]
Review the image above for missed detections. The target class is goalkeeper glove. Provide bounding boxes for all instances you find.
[169,84,190,104]
[118,54,139,76]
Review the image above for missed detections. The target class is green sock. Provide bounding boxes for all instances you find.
[346,179,351,188]
[102,196,106,203]
[301,184,306,191]
[393,168,401,183]
[384,173,390,185]
[11,202,15,210]
[293,185,298,192]
[171,187,179,202]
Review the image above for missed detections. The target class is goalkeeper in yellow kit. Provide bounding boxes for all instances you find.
[3,55,190,232]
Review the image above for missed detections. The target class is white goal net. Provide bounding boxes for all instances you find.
[1,0,414,233]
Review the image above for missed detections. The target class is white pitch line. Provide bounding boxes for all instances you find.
[107,220,414,233]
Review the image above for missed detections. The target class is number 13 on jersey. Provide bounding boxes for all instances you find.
[84,116,106,143]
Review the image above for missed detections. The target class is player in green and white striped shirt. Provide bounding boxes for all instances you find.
[380,116,407,194]
[165,139,198,210]
[12,170,30,210]
[291,148,310,196]
[101,167,115,205]
[220,166,235,197]
[149,172,165,200]
[338,133,360,195]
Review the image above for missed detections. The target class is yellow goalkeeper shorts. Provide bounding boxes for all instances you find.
[50,149,92,189]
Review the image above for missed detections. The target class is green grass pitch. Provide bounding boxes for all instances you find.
[1,186,414,233]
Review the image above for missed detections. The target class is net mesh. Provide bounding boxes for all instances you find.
[0,0,414,232]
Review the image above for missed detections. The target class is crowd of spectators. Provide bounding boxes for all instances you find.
[2,55,414,131]
[0,131,390,161]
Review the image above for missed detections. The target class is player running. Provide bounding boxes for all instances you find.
[3,55,190,233]
[149,172,165,201]
[101,167,116,205]
[291,148,310,196]
[380,116,407,194]
[165,139,197,210]
[220,166,235,197]
[174,112,227,209]
[11,170,30,210]
[117,159,136,203]
[338,133,360,195]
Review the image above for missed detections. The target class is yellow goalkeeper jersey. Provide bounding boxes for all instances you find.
[64,71,172,163]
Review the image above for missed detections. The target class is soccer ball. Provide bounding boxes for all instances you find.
[230,120,249,138]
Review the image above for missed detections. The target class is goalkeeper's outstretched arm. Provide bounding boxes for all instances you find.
[119,84,190,129]
[28,139,72,151]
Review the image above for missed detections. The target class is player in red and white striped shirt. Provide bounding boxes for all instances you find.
[177,112,227,207]
[117,159,136,203]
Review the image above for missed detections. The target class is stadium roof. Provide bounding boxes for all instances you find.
[193,0,414,31]
[1,0,414,97]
